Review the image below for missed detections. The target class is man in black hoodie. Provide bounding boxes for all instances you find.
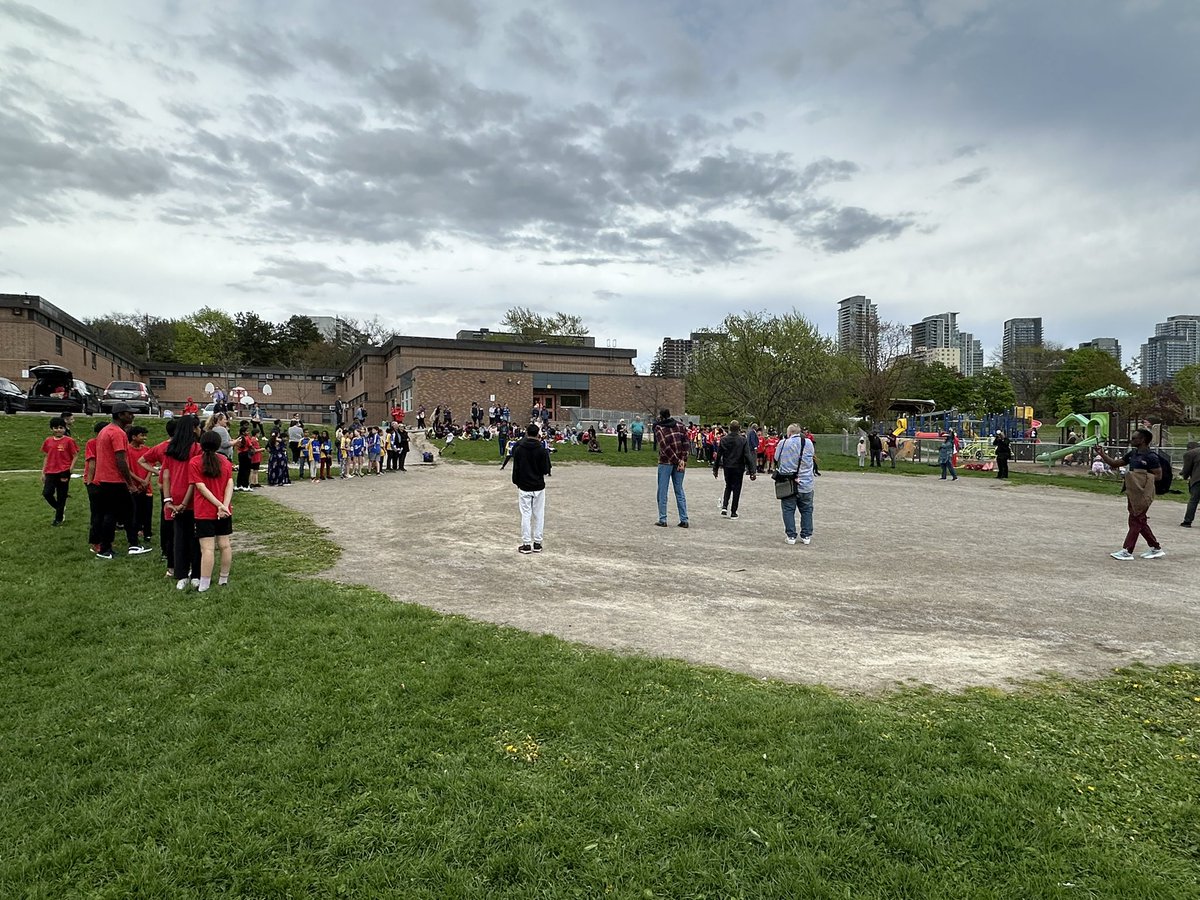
[511,423,552,554]
[712,420,756,518]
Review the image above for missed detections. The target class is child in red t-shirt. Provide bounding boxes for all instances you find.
[183,430,234,592]
[41,416,79,526]
[126,425,155,548]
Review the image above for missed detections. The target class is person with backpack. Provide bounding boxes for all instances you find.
[1094,428,1166,560]
[773,423,816,545]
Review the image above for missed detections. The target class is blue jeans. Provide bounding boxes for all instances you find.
[657,464,688,524]
[780,491,813,539]
[940,462,957,480]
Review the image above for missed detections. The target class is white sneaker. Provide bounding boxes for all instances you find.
[190,578,201,588]
[786,537,797,545]
[128,546,152,555]
[1140,547,1166,559]
[1110,549,1135,560]
[176,578,189,590]
[800,536,811,545]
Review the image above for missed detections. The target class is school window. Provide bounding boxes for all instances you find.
[559,394,582,407]
[91,352,97,369]
[149,377,167,391]
[502,360,524,371]
[55,335,63,355]
[321,382,335,394]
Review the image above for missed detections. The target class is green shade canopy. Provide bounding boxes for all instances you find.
[1085,384,1132,399]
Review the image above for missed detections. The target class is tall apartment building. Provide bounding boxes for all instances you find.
[655,331,724,377]
[837,295,877,359]
[1002,317,1043,362]
[1140,315,1200,386]
[910,312,958,354]
[1077,337,1122,367]
[958,332,984,377]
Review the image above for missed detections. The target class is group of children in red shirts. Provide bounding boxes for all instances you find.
[689,423,781,473]
[42,415,235,592]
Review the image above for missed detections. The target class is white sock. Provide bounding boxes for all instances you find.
[218,574,229,585]
[198,576,211,591]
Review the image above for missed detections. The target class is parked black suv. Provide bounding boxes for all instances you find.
[25,365,101,414]
[0,376,28,414]
[101,380,159,415]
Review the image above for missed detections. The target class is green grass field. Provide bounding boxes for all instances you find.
[2,414,1198,896]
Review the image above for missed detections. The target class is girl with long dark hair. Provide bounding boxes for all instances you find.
[164,415,202,589]
[188,430,234,592]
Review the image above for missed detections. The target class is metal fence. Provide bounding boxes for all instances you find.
[810,433,1197,467]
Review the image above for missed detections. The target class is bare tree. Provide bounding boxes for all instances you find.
[851,319,918,423]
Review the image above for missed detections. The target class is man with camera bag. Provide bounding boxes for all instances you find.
[773,423,816,546]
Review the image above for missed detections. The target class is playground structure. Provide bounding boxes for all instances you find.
[1035,412,1110,466]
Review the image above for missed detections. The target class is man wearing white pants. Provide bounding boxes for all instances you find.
[511,423,552,554]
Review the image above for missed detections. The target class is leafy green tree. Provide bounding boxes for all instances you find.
[234,311,279,366]
[84,312,177,362]
[276,315,325,367]
[498,307,589,344]
[686,310,847,429]
[1046,348,1132,414]
[968,367,1017,416]
[913,362,975,412]
[1172,363,1200,411]
[174,307,239,366]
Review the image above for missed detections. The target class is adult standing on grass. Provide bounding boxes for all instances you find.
[712,420,756,519]
[886,432,898,468]
[511,423,551,554]
[868,430,883,467]
[1094,428,1165,560]
[654,408,690,529]
[631,416,644,451]
[94,403,152,559]
[206,412,234,462]
[774,423,816,545]
[1181,441,1200,527]
[288,418,303,465]
[993,430,1012,479]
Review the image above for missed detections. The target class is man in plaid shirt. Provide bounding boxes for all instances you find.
[654,408,691,528]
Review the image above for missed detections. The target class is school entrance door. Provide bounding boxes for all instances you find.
[533,394,555,419]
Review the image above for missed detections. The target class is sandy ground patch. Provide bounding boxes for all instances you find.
[268,463,1198,692]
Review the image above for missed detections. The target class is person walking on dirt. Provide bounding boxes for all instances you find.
[1094,428,1165,560]
[773,423,815,545]
[712,420,756,518]
[938,433,958,481]
[993,430,1012,479]
[654,408,690,528]
[510,423,551,554]
[1178,440,1199,527]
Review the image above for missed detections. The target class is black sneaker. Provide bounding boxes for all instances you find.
[518,544,533,554]
[532,542,543,552]
[96,551,114,560]
[654,521,668,527]
[677,522,689,528]
[51,519,63,527]
[729,512,739,519]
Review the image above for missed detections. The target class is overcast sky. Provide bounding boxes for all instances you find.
[2,0,1197,369]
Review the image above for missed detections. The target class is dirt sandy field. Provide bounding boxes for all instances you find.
[270,462,1198,692]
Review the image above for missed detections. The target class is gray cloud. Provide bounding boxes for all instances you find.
[952,167,990,187]
[0,1,83,40]
[246,255,411,288]
[426,0,481,40]
[593,289,622,300]
[794,205,912,253]
[505,10,575,77]
[200,25,297,79]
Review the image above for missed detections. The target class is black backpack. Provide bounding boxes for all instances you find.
[1154,449,1173,495]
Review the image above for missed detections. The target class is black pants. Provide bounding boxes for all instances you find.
[387,449,399,470]
[870,450,882,467]
[237,453,252,489]
[997,457,1009,478]
[97,482,139,553]
[42,471,70,521]
[87,483,101,544]
[289,441,300,463]
[618,435,628,452]
[160,497,174,566]
[173,511,201,580]
[721,468,746,515]
[133,493,153,539]
[398,448,408,471]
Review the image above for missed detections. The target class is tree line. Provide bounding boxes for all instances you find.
[85,309,395,371]
[682,311,1197,432]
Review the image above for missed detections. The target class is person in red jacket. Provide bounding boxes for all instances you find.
[41,416,78,526]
